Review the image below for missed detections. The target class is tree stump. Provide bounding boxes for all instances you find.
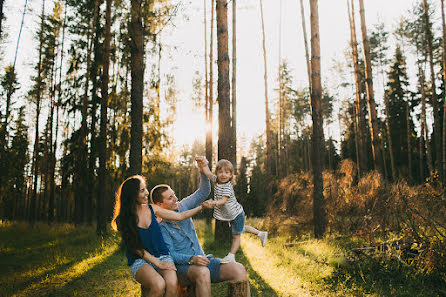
[227,281,248,297]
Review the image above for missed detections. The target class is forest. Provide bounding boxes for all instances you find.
[0,0,445,296]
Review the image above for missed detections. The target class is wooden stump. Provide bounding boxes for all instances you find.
[227,281,248,297]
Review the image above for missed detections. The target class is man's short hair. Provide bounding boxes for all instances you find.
[150,184,170,204]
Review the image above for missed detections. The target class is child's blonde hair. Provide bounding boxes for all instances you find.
[215,159,235,184]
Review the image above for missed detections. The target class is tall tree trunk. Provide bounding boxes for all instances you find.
[204,0,209,161]
[52,4,67,222]
[75,0,99,225]
[348,0,367,174]
[278,0,283,178]
[0,0,4,39]
[215,0,232,242]
[406,99,412,180]
[129,0,144,175]
[422,0,441,175]
[87,0,102,226]
[206,0,215,168]
[30,0,45,224]
[358,0,383,174]
[354,105,361,177]
[97,0,112,237]
[231,0,237,169]
[420,119,425,183]
[442,0,446,181]
[419,67,434,175]
[383,92,396,180]
[259,0,272,196]
[4,0,28,130]
[299,0,311,90]
[47,61,57,223]
[309,0,326,239]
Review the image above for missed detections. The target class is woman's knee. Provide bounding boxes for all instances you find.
[164,273,178,289]
[144,280,166,297]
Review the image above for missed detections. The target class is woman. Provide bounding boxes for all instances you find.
[112,174,204,297]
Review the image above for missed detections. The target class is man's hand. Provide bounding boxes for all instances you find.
[190,255,210,266]
[201,199,215,209]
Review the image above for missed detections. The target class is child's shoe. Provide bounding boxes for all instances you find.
[258,231,268,247]
[220,253,236,263]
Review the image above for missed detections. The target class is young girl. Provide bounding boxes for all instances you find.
[111,175,204,297]
[201,159,268,263]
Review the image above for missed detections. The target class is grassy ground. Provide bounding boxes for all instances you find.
[0,220,443,296]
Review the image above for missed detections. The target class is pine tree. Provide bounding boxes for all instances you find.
[385,46,415,178]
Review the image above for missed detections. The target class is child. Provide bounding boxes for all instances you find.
[200,158,268,263]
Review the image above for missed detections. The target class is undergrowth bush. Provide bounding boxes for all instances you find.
[264,159,446,278]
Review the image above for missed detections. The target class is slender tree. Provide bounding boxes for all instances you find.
[29,0,46,224]
[419,65,434,175]
[97,0,112,236]
[309,0,326,239]
[259,0,272,185]
[299,0,311,89]
[358,0,383,174]
[0,0,4,39]
[442,0,446,181]
[129,0,144,175]
[422,0,441,175]
[206,0,215,168]
[347,0,367,174]
[231,0,237,169]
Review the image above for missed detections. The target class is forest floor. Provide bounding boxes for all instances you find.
[0,219,443,297]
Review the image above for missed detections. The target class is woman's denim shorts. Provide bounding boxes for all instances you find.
[130,254,174,278]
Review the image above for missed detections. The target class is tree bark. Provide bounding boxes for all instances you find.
[348,0,367,174]
[206,0,215,168]
[299,0,311,90]
[97,0,112,236]
[309,0,326,239]
[441,0,446,181]
[232,0,237,170]
[419,67,434,175]
[129,0,144,175]
[358,0,383,174]
[0,0,4,39]
[259,0,272,199]
[30,0,45,224]
[215,0,232,242]
[383,91,396,180]
[406,99,412,180]
[422,0,441,175]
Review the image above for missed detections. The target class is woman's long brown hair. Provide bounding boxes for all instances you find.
[111,175,145,254]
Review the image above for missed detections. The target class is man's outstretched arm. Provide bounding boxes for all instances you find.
[179,157,211,210]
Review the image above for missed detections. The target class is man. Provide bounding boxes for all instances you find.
[150,157,250,297]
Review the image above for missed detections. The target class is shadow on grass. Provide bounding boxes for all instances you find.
[40,248,140,297]
[200,225,278,297]
[323,252,444,297]
[0,223,123,297]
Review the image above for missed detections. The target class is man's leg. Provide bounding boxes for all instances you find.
[219,262,251,297]
[187,265,212,297]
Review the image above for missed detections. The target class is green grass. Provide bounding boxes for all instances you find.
[1,220,444,296]
[0,221,140,297]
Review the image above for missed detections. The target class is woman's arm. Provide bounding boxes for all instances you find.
[151,203,203,221]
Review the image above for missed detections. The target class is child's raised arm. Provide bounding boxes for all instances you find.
[195,156,213,181]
